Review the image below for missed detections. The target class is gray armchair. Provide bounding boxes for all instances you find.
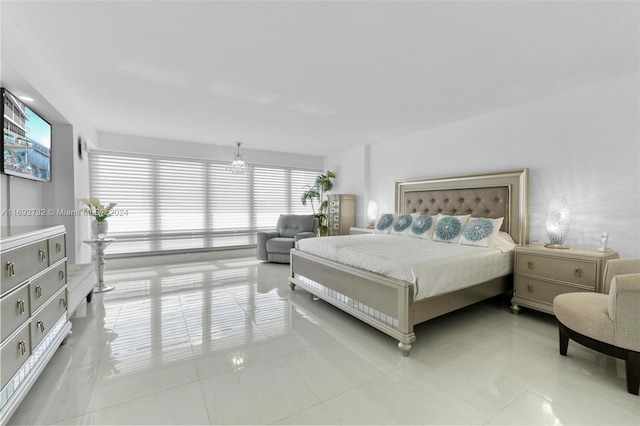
[257,214,318,263]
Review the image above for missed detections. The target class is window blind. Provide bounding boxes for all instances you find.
[89,150,320,256]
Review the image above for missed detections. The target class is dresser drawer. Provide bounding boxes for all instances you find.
[517,253,596,288]
[515,276,588,305]
[49,235,66,265]
[0,324,31,390]
[31,289,67,349]
[1,240,50,293]
[1,285,30,342]
[30,263,67,313]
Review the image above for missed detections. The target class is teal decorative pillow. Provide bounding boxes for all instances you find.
[433,214,470,243]
[375,213,396,234]
[460,217,504,247]
[391,214,413,235]
[407,214,436,239]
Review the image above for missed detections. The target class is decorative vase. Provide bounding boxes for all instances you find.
[92,220,109,239]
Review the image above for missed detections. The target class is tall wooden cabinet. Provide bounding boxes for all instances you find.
[327,194,355,236]
[0,225,71,424]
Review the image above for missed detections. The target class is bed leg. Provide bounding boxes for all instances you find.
[398,342,412,357]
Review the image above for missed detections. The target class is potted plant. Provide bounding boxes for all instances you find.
[301,171,335,236]
[80,197,117,239]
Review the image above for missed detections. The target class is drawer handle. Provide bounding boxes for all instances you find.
[527,261,534,269]
[37,321,45,333]
[17,299,25,315]
[574,268,582,278]
[35,285,43,298]
[527,284,534,293]
[18,340,27,356]
[59,270,65,281]
[6,261,15,277]
[39,249,47,262]
[56,242,62,253]
[60,298,67,309]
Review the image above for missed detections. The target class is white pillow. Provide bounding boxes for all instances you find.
[407,214,437,239]
[374,213,396,234]
[432,214,470,243]
[391,214,413,235]
[491,231,517,253]
[460,217,504,248]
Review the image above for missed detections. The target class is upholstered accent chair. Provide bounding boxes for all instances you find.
[257,214,318,263]
[553,258,640,395]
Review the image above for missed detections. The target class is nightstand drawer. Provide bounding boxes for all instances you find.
[515,276,588,305]
[517,253,596,287]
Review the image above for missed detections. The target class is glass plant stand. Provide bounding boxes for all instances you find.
[83,238,116,293]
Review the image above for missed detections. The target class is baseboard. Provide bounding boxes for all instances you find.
[107,248,257,269]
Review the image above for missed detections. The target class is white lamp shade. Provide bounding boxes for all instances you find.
[545,195,570,248]
[367,200,378,225]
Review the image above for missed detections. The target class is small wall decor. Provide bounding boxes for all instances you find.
[77,137,89,160]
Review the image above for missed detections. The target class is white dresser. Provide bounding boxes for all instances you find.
[0,225,71,424]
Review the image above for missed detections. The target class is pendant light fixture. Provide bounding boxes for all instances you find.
[226,142,251,174]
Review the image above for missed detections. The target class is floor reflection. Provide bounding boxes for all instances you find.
[7,257,638,426]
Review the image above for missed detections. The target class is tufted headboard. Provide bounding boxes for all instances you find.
[395,169,529,244]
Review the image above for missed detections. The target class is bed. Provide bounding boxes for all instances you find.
[288,169,529,355]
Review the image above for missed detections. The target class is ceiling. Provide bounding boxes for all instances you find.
[1,1,638,157]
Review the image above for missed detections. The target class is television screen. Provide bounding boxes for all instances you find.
[1,88,52,182]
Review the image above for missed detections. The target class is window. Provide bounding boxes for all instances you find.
[89,151,320,256]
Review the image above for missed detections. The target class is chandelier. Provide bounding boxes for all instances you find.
[226,142,251,174]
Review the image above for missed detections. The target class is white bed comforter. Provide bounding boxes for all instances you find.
[295,234,513,300]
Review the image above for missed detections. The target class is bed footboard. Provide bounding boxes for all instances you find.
[289,249,416,355]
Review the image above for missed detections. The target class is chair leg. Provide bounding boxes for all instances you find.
[626,351,640,395]
[559,325,569,356]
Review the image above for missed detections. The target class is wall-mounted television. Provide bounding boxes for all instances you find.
[1,87,52,182]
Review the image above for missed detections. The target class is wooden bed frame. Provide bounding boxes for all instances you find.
[288,169,529,355]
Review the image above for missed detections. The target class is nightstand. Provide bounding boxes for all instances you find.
[511,244,619,315]
[349,227,375,235]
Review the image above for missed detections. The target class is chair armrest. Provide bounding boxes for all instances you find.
[257,230,279,261]
[295,232,316,243]
[603,258,640,293]
[609,273,640,351]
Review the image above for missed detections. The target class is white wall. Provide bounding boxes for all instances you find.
[97,132,323,170]
[327,73,640,258]
[325,144,368,225]
[0,174,45,226]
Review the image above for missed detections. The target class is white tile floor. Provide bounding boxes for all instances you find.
[8,257,639,425]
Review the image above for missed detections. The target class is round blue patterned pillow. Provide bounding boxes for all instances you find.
[392,214,413,234]
[460,217,504,247]
[433,215,469,243]
[409,215,433,238]
[375,213,395,233]
[463,218,494,241]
